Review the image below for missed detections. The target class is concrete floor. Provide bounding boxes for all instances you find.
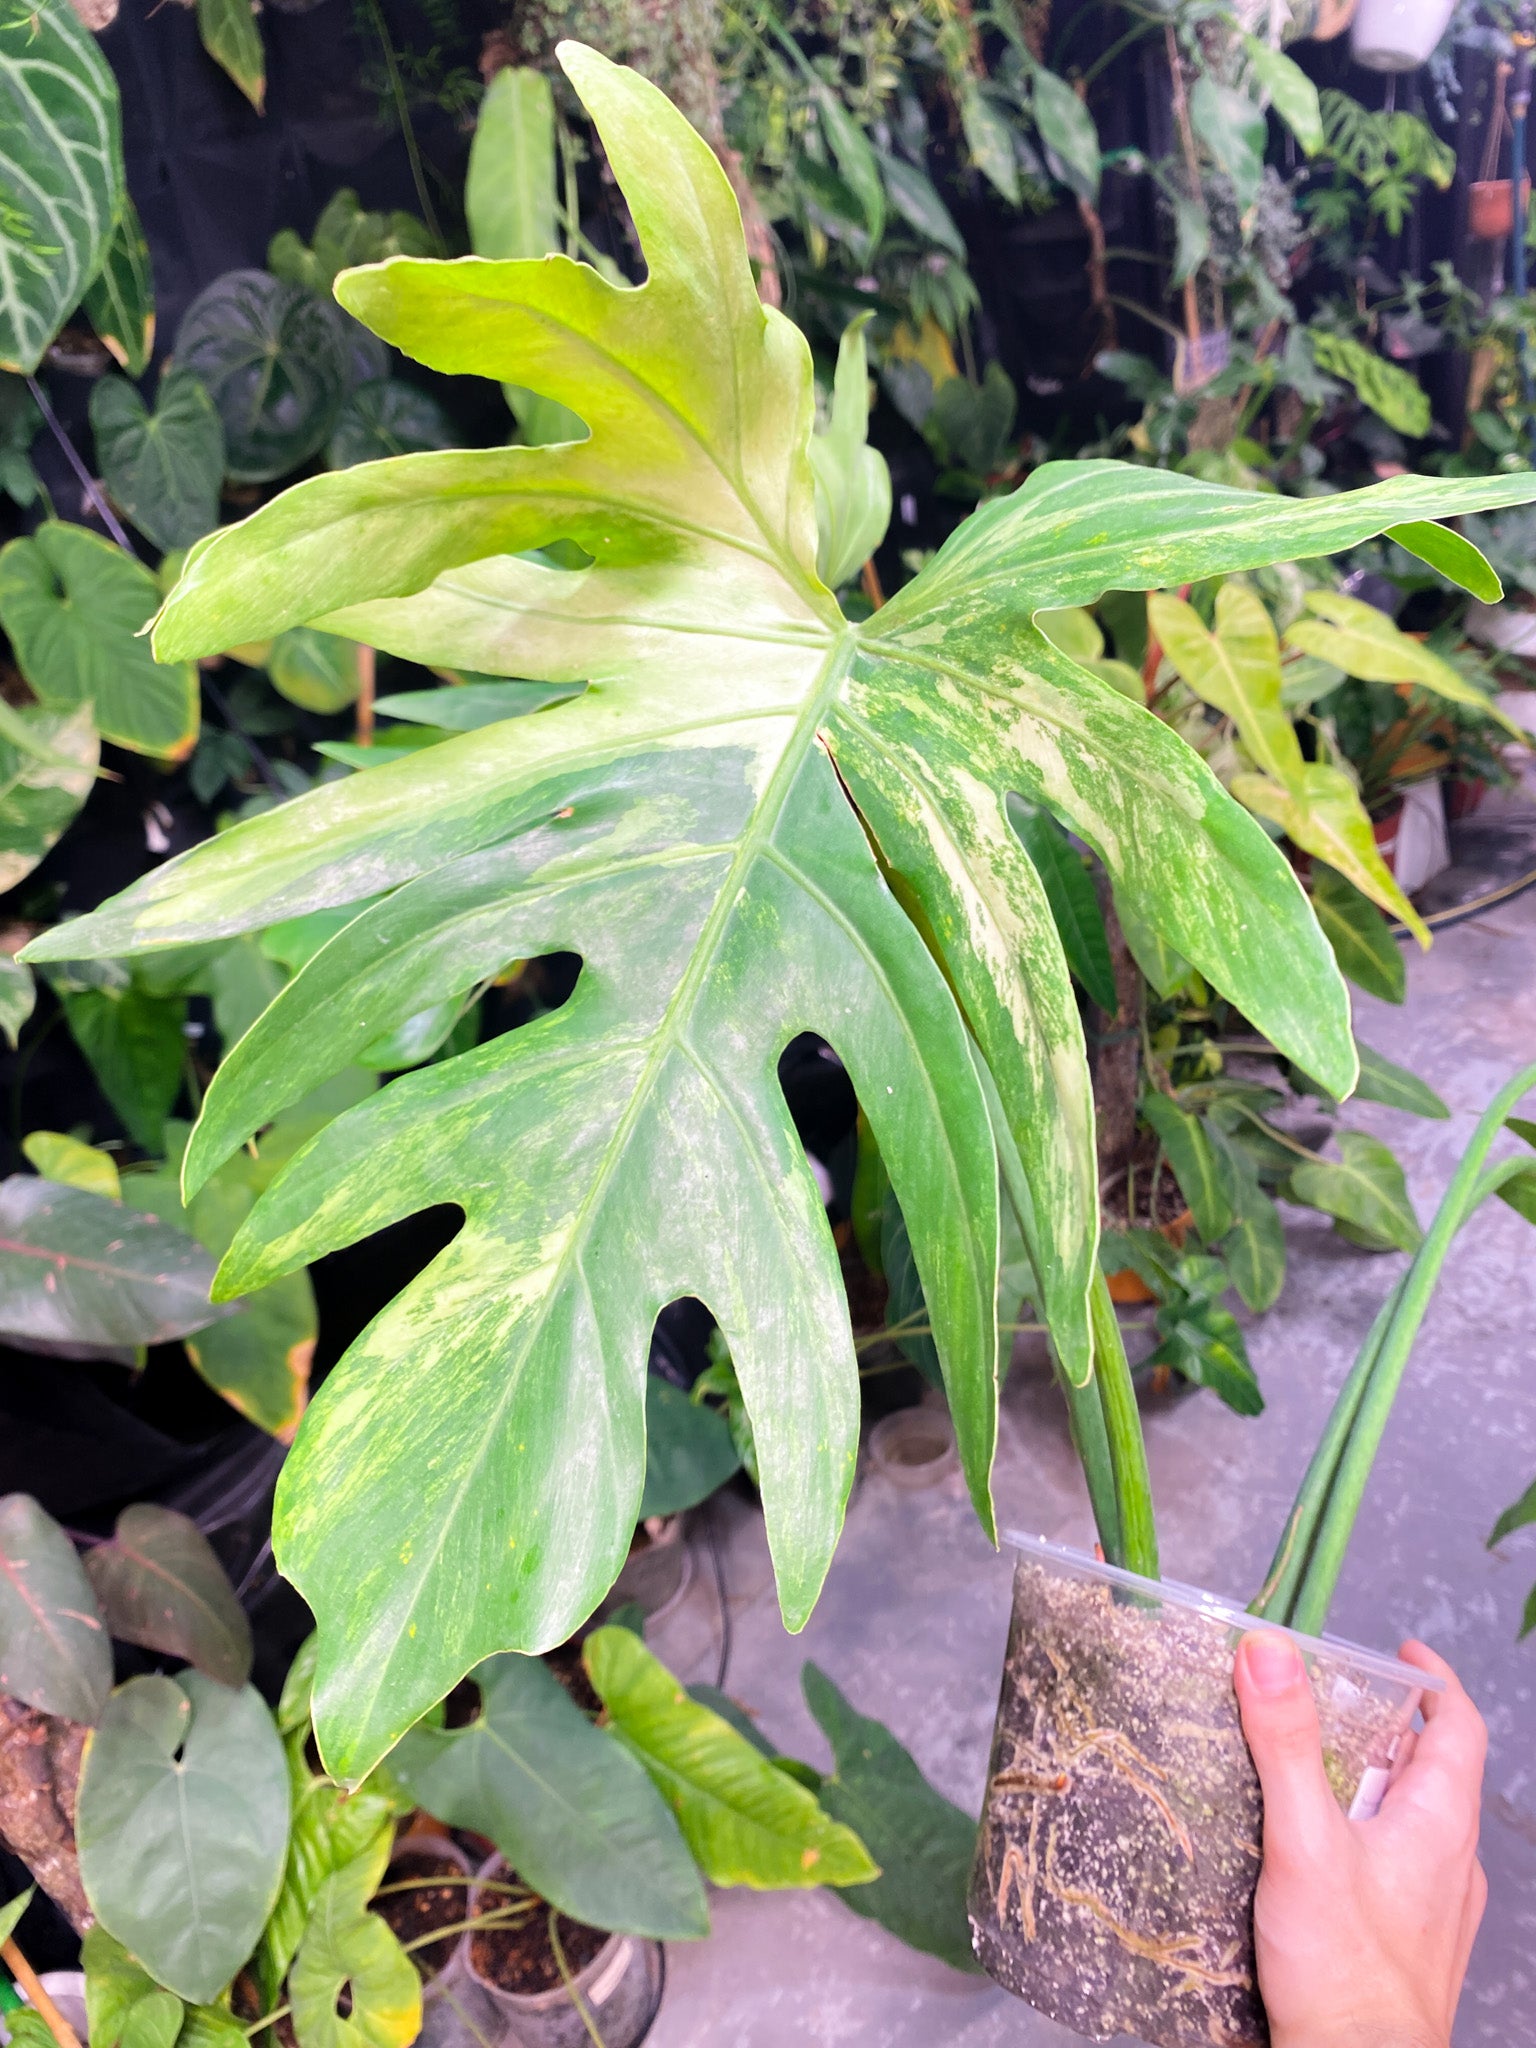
[643,785,1536,2048]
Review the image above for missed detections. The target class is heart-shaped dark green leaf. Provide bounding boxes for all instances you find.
[84,1504,253,1687]
[0,0,123,374]
[1288,1131,1421,1252]
[326,379,454,469]
[640,1377,741,1519]
[77,1672,291,2003]
[0,1177,227,1348]
[0,705,97,893]
[391,1650,705,1937]
[0,523,199,757]
[82,196,156,379]
[0,1492,111,1721]
[90,372,224,553]
[176,272,350,483]
[585,1626,876,1889]
[801,1663,980,1971]
[30,43,1536,1779]
[58,977,188,1151]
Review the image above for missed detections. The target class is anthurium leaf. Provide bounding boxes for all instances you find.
[327,379,454,468]
[1385,521,1500,601]
[801,1663,980,1972]
[0,1492,111,1721]
[468,66,558,260]
[22,1129,120,1198]
[1006,796,1116,1012]
[82,196,156,379]
[1189,75,1265,210]
[0,0,123,375]
[133,1131,313,1439]
[1310,864,1404,1003]
[1149,583,1302,787]
[810,314,891,590]
[176,272,349,483]
[1288,1131,1421,1252]
[1287,591,1526,738]
[1149,1297,1262,1414]
[288,1864,420,2048]
[1029,62,1100,204]
[0,956,34,1048]
[59,978,188,1150]
[33,46,1536,1781]
[584,1625,877,1889]
[83,1503,253,1687]
[266,627,361,714]
[1232,762,1428,945]
[1141,1093,1234,1242]
[77,1672,291,2003]
[640,1376,741,1518]
[1490,1477,1536,1547]
[1352,1041,1449,1119]
[89,371,224,554]
[0,524,198,757]
[0,1177,226,1347]
[195,0,264,114]
[389,1651,707,1938]
[958,82,1019,204]
[1240,35,1322,154]
[875,150,964,258]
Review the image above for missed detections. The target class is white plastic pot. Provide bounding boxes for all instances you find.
[1350,0,1455,69]
[1466,598,1536,658]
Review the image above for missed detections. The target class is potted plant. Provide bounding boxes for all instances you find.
[968,1061,1536,2045]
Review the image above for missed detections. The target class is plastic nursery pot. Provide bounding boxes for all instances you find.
[374,1834,477,2048]
[466,1857,665,2048]
[1349,0,1456,69]
[1469,176,1531,242]
[597,1512,693,1626]
[867,1403,959,1490]
[968,1533,1438,2048]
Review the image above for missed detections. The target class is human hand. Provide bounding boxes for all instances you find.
[1233,1632,1487,2048]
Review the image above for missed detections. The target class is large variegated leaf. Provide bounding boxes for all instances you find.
[26,43,1536,1780]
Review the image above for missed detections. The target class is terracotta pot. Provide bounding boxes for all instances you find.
[1311,0,1359,36]
[1469,177,1531,242]
[1104,1210,1193,1305]
[1446,775,1488,821]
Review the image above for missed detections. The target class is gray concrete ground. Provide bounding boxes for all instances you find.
[643,783,1536,2048]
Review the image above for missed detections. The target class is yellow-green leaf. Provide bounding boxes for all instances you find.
[22,1130,120,1199]
[1232,762,1429,945]
[1150,583,1302,787]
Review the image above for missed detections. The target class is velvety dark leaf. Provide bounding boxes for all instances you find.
[60,979,187,1150]
[0,1177,226,1348]
[327,380,454,468]
[84,1503,252,1687]
[802,1663,980,1972]
[76,1672,291,2003]
[82,197,156,379]
[90,372,224,553]
[176,272,349,482]
[0,1492,111,1721]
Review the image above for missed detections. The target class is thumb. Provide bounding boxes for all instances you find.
[1234,1630,1344,1869]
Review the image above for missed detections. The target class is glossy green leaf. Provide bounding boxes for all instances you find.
[1307,332,1429,438]
[1287,591,1526,738]
[958,83,1019,204]
[1149,1292,1262,1414]
[1006,796,1115,1012]
[34,47,1536,1778]
[640,1376,741,1518]
[1288,1131,1421,1252]
[22,1129,119,1197]
[83,1929,189,2048]
[374,679,584,727]
[266,627,361,714]
[1310,864,1404,1003]
[253,1730,395,2002]
[83,196,156,379]
[467,66,558,261]
[1189,76,1265,210]
[84,1503,253,1686]
[1150,583,1301,787]
[801,1663,980,1972]
[585,1626,877,1889]
[177,272,349,483]
[60,979,187,1150]
[90,371,225,554]
[815,85,885,246]
[1233,762,1427,944]
[1241,36,1322,154]
[390,1651,707,1938]
[1142,1093,1234,1242]
[1490,1477,1536,1547]
[0,523,198,757]
[0,1492,111,1721]
[1029,62,1100,204]
[327,379,454,468]
[1207,1123,1285,1312]
[77,1672,291,2004]
[0,705,97,892]
[1494,1161,1536,1226]
[876,151,964,257]
[0,0,123,374]
[0,1177,225,1347]
[1352,1041,1449,1118]
[1385,521,1500,602]
[0,956,35,1048]
[209,934,286,1050]
[195,0,264,113]
[810,314,891,590]
[288,1861,420,2048]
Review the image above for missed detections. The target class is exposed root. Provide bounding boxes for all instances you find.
[1041,1833,1252,1994]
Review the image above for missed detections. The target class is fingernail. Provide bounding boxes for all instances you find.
[1244,1632,1303,1694]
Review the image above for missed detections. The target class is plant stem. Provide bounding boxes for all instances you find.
[1277,1061,1536,1635]
[1089,1268,1159,1578]
[547,1908,606,2048]
[26,377,136,555]
[361,0,445,254]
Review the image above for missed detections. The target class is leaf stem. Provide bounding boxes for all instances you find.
[360,0,445,254]
[25,376,136,555]
[547,1908,606,2048]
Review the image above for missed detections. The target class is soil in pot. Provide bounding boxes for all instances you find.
[374,1847,467,1983]
[969,1539,1428,2048]
[470,1909,607,1997]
